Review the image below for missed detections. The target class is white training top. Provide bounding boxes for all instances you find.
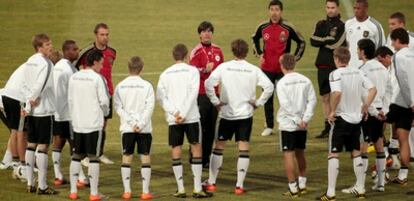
[68,68,110,133]
[22,53,56,117]
[276,72,317,132]
[391,47,414,108]
[329,67,375,124]
[114,76,154,134]
[359,59,392,116]
[157,63,200,125]
[205,59,274,120]
[345,16,385,68]
[53,58,77,122]
[3,63,30,103]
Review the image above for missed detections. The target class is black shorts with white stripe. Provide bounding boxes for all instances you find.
[329,116,361,153]
[53,120,73,139]
[73,131,102,156]
[217,117,253,142]
[168,122,201,147]
[280,130,307,151]
[386,104,412,131]
[2,96,26,131]
[27,116,53,144]
[361,115,384,143]
[122,133,152,155]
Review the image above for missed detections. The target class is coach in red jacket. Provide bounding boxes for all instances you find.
[252,0,305,136]
[190,21,224,168]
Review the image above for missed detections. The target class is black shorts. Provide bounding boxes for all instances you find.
[122,133,152,155]
[73,131,102,156]
[2,96,26,131]
[217,117,253,142]
[362,115,384,143]
[53,120,72,139]
[105,97,113,119]
[386,104,413,131]
[317,68,336,96]
[27,116,53,144]
[168,122,201,147]
[280,130,307,151]
[330,117,361,153]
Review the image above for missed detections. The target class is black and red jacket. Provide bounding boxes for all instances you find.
[252,19,305,73]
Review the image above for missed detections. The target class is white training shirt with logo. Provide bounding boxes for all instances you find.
[276,72,317,132]
[53,58,77,122]
[391,47,414,108]
[114,76,154,134]
[68,68,110,133]
[157,63,200,125]
[22,53,56,117]
[359,59,392,116]
[3,63,30,103]
[329,67,375,124]
[205,59,274,120]
[345,16,385,68]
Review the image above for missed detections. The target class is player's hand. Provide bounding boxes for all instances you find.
[298,121,308,130]
[327,112,336,124]
[205,62,214,73]
[20,109,28,117]
[259,54,265,65]
[133,126,142,133]
[361,104,369,121]
[376,110,386,121]
[29,98,40,107]
[215,102,226,111]
[249,100,258,110]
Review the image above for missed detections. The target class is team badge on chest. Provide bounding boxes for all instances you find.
[215,55,221,62]
[264,33,270,41]
[363,31,369,38]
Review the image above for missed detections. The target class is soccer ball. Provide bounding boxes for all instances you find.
[12,165,27,182]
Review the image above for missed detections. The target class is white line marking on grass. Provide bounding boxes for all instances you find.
[341,0,354,18]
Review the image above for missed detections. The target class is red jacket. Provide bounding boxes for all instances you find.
[75,43,116,95]
[190,43,224,95]
[252,19,305,73]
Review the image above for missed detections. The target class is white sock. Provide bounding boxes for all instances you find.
[172,159,184,192]
[361,153,368,174]
[236,152,250,189]
[288,181,298,193]
[89,161,100,196]
[389,138,399,149]
[121,165,131,193]
[69,160,81,193]
[353,156,365,191]
[191,158,203,192]
[25,148,36,187]
[2,149,12,164]
[36,151,49,190]
[208,150,223,185]
[398,167,409,180]
[52,150,63,180]
[78,167,87,182]
[298,176,307,189]
[141,165,151,194]
[327,157,339,197]
[384,147,389,158]
[409,128,414,157]
[376,152,386,187]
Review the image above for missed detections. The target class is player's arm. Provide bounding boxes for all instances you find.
[254,69,274,107]
[137,85,155,130]
[329,72,342,122]
[24,61,48,113]
[156,74,178,115]
[67,78,74,118]
[276,81,301,124]
[289,26,306,61]
[181,69,200,119]
[361,73,377,115]
[382,74,393,114]
[97,77,110,116]
[205,66,222,106]
[310,21,335,47]
[113,85,137,127]
[251,23,264,57]
[395,57,413,107]
[325,23,346,50]
[302,81,317,123]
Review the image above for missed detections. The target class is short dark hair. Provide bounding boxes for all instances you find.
[280,54,296,70]
[128,56,144,74]
[32,33,50,51]
[231,39,249,59]
[197,21,214,34]
[355,0,368,7]
[94,23,109,34]
[172,44,188,61]
[357,39,376,60]
[62,40,76,52]
[86,50,103,67]
[326,0,340,6]
[375,46,393,58]
[268,0,283,10]
[391,28,409,44]
[390,12,406,25]
[333,47,351,64]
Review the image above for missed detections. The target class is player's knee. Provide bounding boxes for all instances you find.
[140,155,151,164]
[239,150,249,158]
[88,155,100,163]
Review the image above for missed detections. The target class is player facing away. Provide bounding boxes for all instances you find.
[157,44,212,199]
[386,28,414,187]
[252,0,306,137]
[276,54,316,197]
[355,39,392,192]
[68,50,110,201]
[204,39,274,195]
[51,40,80,186]
[317,47,377,201]
[114,56,154,200]
[21,34,57,195]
